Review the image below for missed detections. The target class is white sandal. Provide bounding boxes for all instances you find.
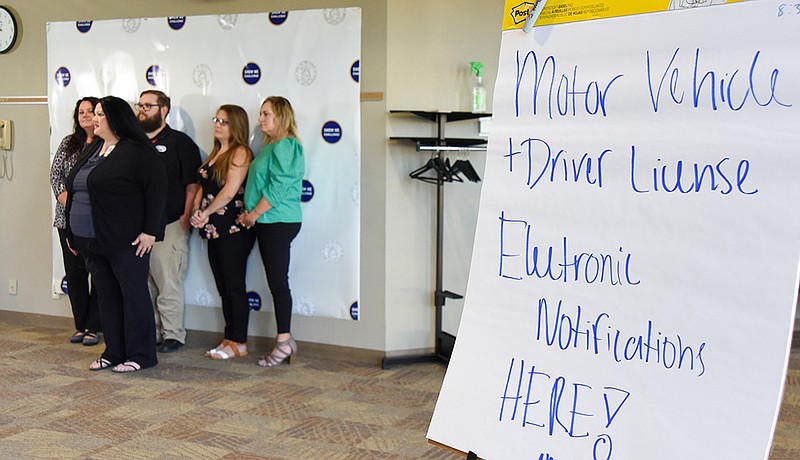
[209,341,247,360]
[111,361,142,373]
[205,339,229,357]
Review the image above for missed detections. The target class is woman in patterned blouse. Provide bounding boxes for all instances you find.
[190,105,254,360]
[49,96,101,346]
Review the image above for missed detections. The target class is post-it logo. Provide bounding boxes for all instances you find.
[511,2,539,25]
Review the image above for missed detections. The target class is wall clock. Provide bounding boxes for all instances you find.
[0,6,18,54]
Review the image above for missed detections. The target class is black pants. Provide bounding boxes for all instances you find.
[72,235,157,368]
[57,228,100,333]
[207,229,255,343]
[253,222,301,334]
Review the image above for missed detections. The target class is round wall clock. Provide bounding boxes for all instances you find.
[0,6,18,54]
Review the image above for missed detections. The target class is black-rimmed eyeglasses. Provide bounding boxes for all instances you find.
[212,117,229,126]
[134,102,161,111]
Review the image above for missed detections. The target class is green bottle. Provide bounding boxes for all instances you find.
[470,61,486,113]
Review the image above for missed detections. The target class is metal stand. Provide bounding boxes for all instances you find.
[383,111,488,369]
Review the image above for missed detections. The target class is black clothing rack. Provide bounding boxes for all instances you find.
[384,110,489,368]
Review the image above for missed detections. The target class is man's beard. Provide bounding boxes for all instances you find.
[139,111,163,133]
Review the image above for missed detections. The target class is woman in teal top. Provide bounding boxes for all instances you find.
[238,96,304,368]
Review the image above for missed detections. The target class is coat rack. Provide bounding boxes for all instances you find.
[384,110,489,368]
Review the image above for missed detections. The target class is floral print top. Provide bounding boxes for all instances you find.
[197,162,247,239]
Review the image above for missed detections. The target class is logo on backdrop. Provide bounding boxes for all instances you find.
[350,301,359,320]
[76,21,93,33]
[247,292,261,311]
[301,179,314,202]
[269,11,289,25]
[55,67,71,87]
[324,8,346,25]
[61,276,68,294]
[295,61,317,86]
[296,297,316,316]
[146,65,164,87]
[322,121,342,144]
[193,286,215,306]
[193,64,212,89]
[167,17,186,30]
[122,18,142,34]
[217,14,238,30]
[351,60,360,83]
[322,241,344,264]
[242,62,261,85]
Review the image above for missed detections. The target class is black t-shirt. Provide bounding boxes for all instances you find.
[150,125,202,224]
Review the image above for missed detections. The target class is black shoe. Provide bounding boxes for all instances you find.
[82,332,100,346]
[70,331,86,343]
[158,339,184,353]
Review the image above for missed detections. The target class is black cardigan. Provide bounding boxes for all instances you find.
[65,139,168,248]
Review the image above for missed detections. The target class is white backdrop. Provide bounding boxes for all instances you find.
[429,1,800,458]
[47,9,361,321]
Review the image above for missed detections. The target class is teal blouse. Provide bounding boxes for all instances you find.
[244,137,304,224]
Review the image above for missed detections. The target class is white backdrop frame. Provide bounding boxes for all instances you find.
[47,8,362,322]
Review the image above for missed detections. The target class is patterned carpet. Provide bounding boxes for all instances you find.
[0,310,798,459]
[0,310,451,459]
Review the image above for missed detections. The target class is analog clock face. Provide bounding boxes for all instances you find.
[0,6,18,54]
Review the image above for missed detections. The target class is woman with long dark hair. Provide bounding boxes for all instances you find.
[238,96,304,368]
[50,96,101,346]
[65,95,167,373]
[190,104,254,360]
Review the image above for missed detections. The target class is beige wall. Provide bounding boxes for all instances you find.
[0,0,503,353]
[384,0,503,350]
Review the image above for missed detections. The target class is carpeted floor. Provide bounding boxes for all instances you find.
[0,310,798,459]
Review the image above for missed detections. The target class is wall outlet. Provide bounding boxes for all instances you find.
[8,279,17,295]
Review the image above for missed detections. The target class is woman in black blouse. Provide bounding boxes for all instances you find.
[191,105,254,360]
[50,96,101,345]
[65,96,167,373]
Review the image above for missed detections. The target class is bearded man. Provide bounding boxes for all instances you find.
[136,90,201,353]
